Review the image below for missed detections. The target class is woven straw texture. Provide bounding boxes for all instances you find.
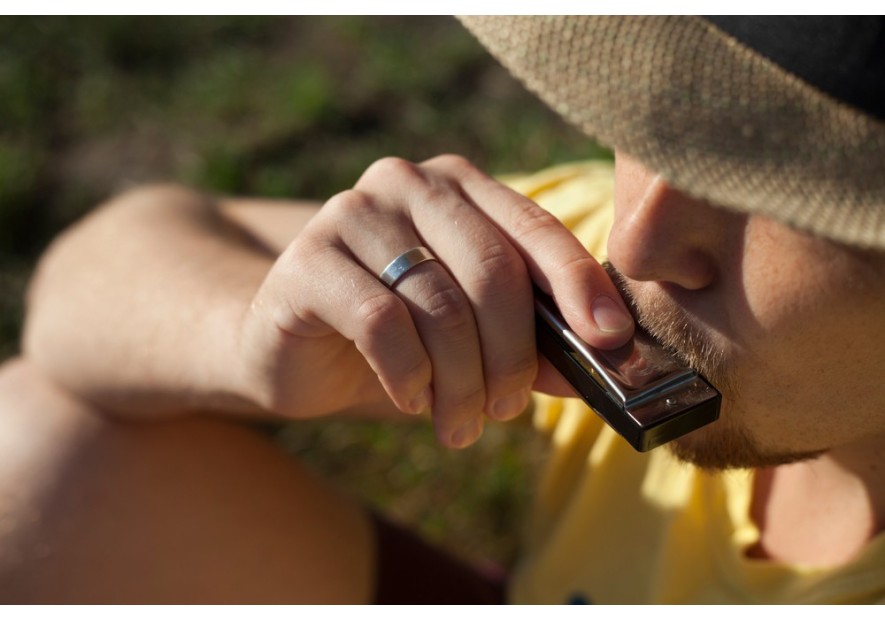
[459,16,885,250]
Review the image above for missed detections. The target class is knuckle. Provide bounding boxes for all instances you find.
[322,188,376,219]
[393,356,433,391]
[351,294,433,392]
[428,153,475,173]
[416,185,472,218]
[555,253,603,282]
[418,182,457,207]
[492,353,538,390]
[359,156,419,185]
[508,199,564,238]
[445,384,487,416]
[394,356,433,394]
[370,346,431,396]
[470,242,526,293]
[282,237,331,282]
[282,231,317,263]
[420,285,474,333]
[354,292,410,343]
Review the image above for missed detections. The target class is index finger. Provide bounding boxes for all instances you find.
[422,155,634,350]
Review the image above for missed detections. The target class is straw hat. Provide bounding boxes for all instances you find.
[458,16,885,250]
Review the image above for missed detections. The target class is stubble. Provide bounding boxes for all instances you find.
[604,262,823,470]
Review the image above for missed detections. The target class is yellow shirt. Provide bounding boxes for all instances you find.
[503,161,885,604]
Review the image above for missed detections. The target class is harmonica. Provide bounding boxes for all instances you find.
[534,290,721,451]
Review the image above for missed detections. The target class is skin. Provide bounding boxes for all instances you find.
[0,358,375,603]
[22,155,635,447]
[237,155,635,448]
[610,153,885,566]
[610,153,885,469]
[2,150,884,600]
[4,155,635,601]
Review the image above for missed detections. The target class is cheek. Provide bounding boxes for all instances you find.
[738,222,831,335]
[728,221,885,450]
[737,219,878,353]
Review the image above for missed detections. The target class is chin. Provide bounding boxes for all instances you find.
[665,410,825,471]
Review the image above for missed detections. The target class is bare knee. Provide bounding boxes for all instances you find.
[0,358,374,603]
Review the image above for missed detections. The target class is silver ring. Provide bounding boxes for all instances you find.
[379,246,438,288]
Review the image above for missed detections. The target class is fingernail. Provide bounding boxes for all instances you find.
[451,418,483,448]
[490,388,531,421]
[407,387,433,415]
[591,295,633,333]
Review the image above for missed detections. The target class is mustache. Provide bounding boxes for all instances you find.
[603,262,732,392]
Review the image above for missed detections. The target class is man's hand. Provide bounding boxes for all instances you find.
[238,155,634,448]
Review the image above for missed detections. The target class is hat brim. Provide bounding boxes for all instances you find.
[459,16,885,250]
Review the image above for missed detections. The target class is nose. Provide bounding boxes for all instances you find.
[607,155,723,290]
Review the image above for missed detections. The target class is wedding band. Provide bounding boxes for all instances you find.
[379,246,438,287]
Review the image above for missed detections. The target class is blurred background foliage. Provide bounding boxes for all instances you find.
[0,16,608,568]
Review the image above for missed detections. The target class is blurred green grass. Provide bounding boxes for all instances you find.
[0,16,607,567]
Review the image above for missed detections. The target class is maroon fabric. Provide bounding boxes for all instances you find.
[371,514,508,604]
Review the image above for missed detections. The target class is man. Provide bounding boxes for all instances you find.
[1,16,884,603]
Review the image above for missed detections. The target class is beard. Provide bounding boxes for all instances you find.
[604,262,824,470]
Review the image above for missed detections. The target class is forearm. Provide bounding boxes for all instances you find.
[21,155,632,448]
[23,185,277,417]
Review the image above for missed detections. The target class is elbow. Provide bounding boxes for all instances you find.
[21,182,203,374]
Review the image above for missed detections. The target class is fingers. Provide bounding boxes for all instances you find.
[355,160,538,420]
[271,236,433,417]
[282,155,630,449]
[310,179,533,447]
[422,155,635,350]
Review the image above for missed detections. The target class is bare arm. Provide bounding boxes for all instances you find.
[23,185,394,420]
[24,156,635,447]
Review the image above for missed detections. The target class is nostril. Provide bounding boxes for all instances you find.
[606,225,658,283]
[607,231,717,290]
[612,152,726,291]
[676,251,717,290]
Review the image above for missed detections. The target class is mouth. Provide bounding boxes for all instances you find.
[603,261,730,388]
[603,262,686,360]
